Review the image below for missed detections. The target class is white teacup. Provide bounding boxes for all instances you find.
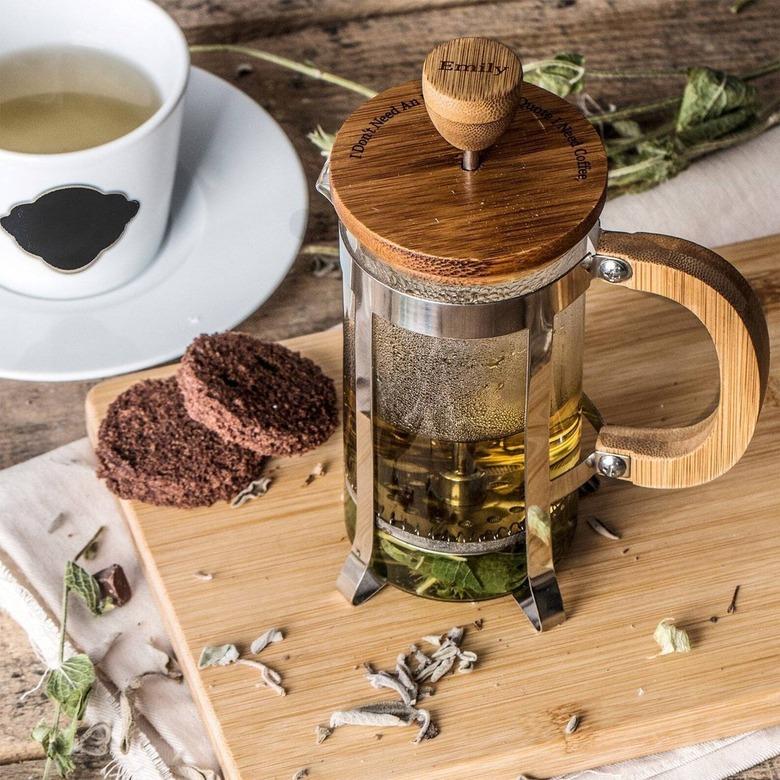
[0,0,189,300]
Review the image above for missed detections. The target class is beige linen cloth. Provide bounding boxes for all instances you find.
[1,128,779,780]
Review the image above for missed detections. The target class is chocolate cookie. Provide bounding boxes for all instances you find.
[97,377,267,508]
[178,332,338,457]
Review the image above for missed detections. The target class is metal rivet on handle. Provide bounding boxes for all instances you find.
[597,454,628,479]
[598,257,632,284]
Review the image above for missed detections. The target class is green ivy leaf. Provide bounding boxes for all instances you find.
[45,654,95,718]
[64,561,103,616]
[676,67,757,143]
[525,53,585,97]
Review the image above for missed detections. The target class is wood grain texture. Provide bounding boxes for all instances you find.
[329,80,606,284]
[595,230,770,489]
[83,235,780,780]
[422,37,523,153]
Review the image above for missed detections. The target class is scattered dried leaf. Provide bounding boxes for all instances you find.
[198,644,239,669]
[586,516,621,541]
[250,628,284,655]
[304,462,327,486]
[653,619,691,655]
[231,477,272,508]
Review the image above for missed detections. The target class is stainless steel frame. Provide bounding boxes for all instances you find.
[335,228,619,631]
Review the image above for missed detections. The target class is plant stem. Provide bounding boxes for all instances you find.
[300,243,339,257]
[683,100,780,159]
[589,95,682,124]
[587,59,779,124]
[588,67,687,79]
[603,119,677,154]
[607,152,667,181]
[44,577,70,780]
[189,44,377,98]
[73,525,105,563]
[742,59,780,80]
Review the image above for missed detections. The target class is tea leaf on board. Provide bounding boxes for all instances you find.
[250,628,284,655]
[198,644,240,669]
[653,619,692,655]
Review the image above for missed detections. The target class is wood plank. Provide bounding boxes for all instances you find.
[85,235,780,779]
[1,758,105,779]
[0,612,48,766]
[159,0,486,42]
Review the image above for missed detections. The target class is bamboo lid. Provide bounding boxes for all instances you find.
[328,37,608,287]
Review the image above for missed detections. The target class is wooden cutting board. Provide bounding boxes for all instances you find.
[86,234,780,780]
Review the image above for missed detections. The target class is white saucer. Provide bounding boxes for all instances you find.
[0,67,308,381]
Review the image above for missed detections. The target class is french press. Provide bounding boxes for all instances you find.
[317,37,769,631]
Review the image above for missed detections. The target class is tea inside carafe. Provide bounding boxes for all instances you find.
[344,295,585,601]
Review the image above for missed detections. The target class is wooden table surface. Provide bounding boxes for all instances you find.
[1,1,778,777]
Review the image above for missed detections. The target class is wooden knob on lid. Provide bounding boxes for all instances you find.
[422,37,523,170]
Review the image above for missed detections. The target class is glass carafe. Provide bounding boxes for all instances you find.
[339,230,587,603]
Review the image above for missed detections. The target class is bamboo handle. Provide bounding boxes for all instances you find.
[422,37,523,169]
[593,230,769,490]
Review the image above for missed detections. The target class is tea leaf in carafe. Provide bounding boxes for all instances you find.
[470,554,526,595]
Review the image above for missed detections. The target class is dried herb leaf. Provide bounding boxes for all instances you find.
[608,138,686,195]
[307,125,336,157]
[315,724,333,744]
[45,654,95,718]
[653,619,692,655]
[329,701,435,743]
[198,644,239,669]
[586,516,621,541]
[676,67,758,144]
[304,462,327,485]
[237,659,286,695]
[525,53,586,97]
[250,628,284,655]
[231,477,272,508]
[64,561,103,616]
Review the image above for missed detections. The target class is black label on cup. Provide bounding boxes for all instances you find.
[0,186,140,273]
